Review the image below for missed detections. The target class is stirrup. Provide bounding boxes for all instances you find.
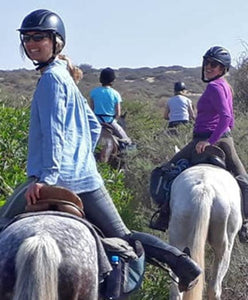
[149,209,168,232]
[179,276,199,292]
[183,247,191,257]
[238,223,248,243]
[147,257,200,293]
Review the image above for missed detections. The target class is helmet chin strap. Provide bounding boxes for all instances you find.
[21,31,58,71]
[33,56,55,71]
[201,66,226,83]
[34,32,57,70]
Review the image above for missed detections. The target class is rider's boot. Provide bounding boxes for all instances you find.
[149,202,170,232]
[129,231,202,292]
[236,174,248,243]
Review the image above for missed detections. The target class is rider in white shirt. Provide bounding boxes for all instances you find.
[164,82,195,128]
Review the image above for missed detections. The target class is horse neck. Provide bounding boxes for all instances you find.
[117,116,126,129]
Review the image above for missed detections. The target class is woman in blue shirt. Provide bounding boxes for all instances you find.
[0,9,202,292]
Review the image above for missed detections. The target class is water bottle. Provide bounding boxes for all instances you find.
[105,255,122,299]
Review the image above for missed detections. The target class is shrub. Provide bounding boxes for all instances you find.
[0,105,29,203]
[234,43,248,112]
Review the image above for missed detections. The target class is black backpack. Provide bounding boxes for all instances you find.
[150,159,190,206]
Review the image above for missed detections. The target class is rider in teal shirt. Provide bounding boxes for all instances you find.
[90,86,122,124]
[90,68,131,144]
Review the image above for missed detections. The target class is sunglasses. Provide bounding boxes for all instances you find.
[21,33,51,43]
[203,59,220,68]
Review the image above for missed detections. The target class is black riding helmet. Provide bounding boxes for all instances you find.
[202,46,231,82]
[174,82,186,93]
[100,68,116,85]
[18,9,66,70]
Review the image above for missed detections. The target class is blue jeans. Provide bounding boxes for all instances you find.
[78,185,185,261]
[78,185,130,238]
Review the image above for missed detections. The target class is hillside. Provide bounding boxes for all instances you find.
[0,65,236,108]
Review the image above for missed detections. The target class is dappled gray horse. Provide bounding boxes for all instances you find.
[168,165,242,300]
[0,212,99,300]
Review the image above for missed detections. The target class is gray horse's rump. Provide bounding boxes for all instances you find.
[0,214,100,299]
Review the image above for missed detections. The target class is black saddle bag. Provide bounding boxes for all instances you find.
[150,159,190,206]
[100,237,145,299]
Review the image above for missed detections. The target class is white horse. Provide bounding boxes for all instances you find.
[168,164,242,300]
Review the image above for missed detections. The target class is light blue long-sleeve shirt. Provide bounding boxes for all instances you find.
[27,59,103,193]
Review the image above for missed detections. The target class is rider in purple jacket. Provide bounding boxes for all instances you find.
[151,46,248,244]
[194,77,234,145]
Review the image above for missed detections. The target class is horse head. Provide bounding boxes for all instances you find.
[118,112,127,130]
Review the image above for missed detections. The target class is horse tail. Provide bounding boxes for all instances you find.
[183,183,213,300]
[13,234,62,300]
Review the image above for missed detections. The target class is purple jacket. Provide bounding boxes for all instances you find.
[194,77,234,145]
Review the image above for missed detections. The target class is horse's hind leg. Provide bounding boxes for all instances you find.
[208,243,231,299]
[78,261,99,300]
[208,224,235,300]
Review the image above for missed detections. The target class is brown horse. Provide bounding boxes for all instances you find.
[96,113,130,168]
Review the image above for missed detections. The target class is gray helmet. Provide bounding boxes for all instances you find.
[203,46,231,70]
[18,9,66,44]
[100,68,116,85]
[174,82,186,93]
[202,46,231,82]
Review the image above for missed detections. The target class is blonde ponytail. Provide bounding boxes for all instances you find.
[58,54,83,84]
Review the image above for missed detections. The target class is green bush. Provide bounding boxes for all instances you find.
[0,105,29,203]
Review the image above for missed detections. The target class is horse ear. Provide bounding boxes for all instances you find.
[122,111,127,119]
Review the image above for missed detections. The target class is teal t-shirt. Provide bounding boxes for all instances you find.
[90,86,122,123]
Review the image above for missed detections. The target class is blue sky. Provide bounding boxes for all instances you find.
[2,0,248,70]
